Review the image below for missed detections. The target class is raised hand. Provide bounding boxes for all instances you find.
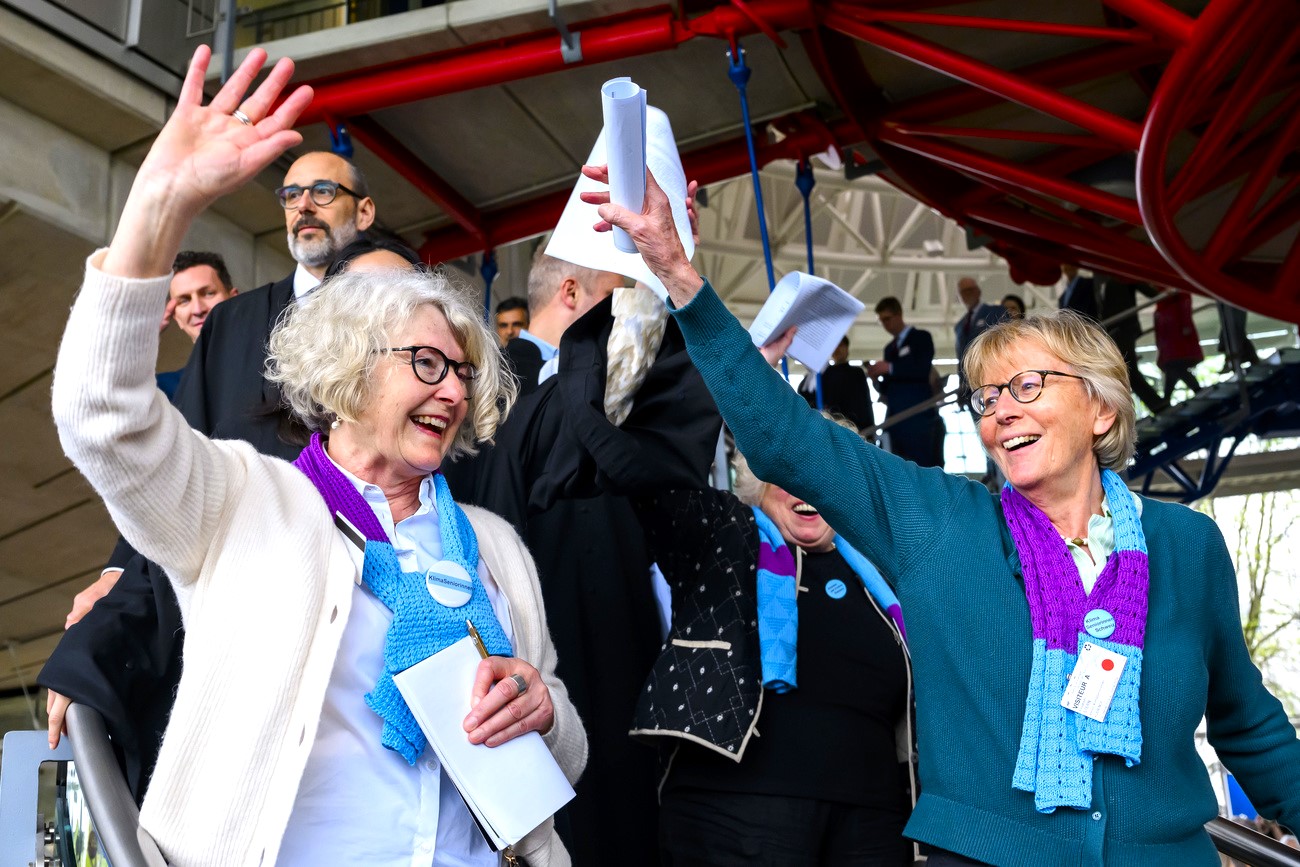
[580,164,704,307]
[137,45,312,212]
[104,45,313,279]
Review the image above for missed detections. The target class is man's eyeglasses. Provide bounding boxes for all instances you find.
[275,180,362,210]
[969,369,1086,416]
[389,346,478,396]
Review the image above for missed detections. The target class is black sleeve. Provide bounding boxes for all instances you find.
[103,536,139,572]
[38,554,185,804]
[503,339,544,399]
[635,487,755,595]
[555,298,723,498]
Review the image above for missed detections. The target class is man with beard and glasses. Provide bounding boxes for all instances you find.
[41,151,379,801]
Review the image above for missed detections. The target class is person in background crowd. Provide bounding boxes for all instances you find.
[165,250,239,343]
[49,46,584,867]
[155,250,240,398]
[867,297,940,467]
[1092,272,1168,415]
[953,276,1008,363]
[586,163,1300,867]
[1217,303,1260,371]
[1152,289,1203,401]
[1058,264,1097,320]
[1002,294,1026,319]
[798,335,876,437]
[494,297,530,347]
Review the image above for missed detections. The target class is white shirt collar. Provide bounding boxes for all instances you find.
[323,449,438,538]
[293,263,321,300]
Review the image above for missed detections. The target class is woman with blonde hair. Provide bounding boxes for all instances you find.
[582,165,1300,867]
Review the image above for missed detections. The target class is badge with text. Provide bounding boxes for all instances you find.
[1060,642,1127,722]
[425,560,474,608]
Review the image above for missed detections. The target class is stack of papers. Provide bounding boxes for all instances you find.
[748,272,866,373]
[393,637,576,848]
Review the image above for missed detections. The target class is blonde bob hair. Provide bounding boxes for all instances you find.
[266,267,516,460]
[962,308,1135,471]
[732,412,858,507]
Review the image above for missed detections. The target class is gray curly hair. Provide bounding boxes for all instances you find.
[265,267,516,460]
[731,411,858,506]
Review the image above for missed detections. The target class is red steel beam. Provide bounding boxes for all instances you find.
[886,41,1167,125]
[418,112,854,263]
[886,122,1121,151]
[343,114,486,244]
[836,9,1154,44]
[297,0,815,125]
[1100,0,1194,46]
[878,127,1143,224]
[822,7,1145,149]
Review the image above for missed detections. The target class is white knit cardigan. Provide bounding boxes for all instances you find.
[51,253,587,867]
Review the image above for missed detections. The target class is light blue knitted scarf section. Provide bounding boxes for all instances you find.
[752,506,905,693]
[294,433,512,765]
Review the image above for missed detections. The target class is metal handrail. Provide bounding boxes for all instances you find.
[64,703,167,867]
[1208,816,1300,867]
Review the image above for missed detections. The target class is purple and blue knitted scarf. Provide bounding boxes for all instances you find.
[294,433,511,764]
[1004,468,1147,812]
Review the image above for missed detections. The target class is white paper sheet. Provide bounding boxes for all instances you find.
[393,637,576,848]
[748,272,866,373]
[545,98,694,301]
[601,77,647,254]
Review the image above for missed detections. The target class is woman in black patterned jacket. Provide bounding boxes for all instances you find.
[555,307,917,867]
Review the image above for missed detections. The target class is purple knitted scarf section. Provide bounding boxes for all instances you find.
[293,433,391,545]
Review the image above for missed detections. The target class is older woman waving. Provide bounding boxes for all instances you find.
[583,167,1300,867]
[50,47,584,867]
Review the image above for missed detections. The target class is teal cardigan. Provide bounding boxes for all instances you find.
[671,280,1300,867]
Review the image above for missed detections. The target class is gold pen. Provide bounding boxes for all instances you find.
[466,619,489,659]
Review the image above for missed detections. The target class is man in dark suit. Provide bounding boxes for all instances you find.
[40,150,377,800]
[953,276,1008,362]
[868,296,941,467]
[1093,271,1167,414]
[1058,263,1098,320]
[797,336,875,436]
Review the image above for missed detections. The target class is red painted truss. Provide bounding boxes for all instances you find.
[292,0,1300,323]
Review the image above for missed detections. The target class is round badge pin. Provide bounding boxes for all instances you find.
[825,579,847,600]
[425,560,474,608]
[1083,608,1116,640]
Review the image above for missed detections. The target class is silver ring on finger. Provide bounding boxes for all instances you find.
[508,674,528,696]
[232,109,252,126]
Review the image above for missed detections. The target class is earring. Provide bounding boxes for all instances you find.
[330,417,341,431]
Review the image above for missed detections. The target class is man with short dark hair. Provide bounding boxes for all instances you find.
[494,297,529,347]
[165,251,239,343]
[797,335,875,436]
[868,297,940,467]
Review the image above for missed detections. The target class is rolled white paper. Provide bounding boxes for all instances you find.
[601,77,647,253]
[546,104,693,301]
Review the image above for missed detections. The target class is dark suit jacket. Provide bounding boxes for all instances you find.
[954,302,1008,360]
[1093,272,1157,348]
[1059,275,1098,321]
[878,327,936,419]
[39,272,300,801]
[503,336,546,399]
[798,364,875,431]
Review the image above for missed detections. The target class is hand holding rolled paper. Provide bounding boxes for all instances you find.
[601,77,648,254]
